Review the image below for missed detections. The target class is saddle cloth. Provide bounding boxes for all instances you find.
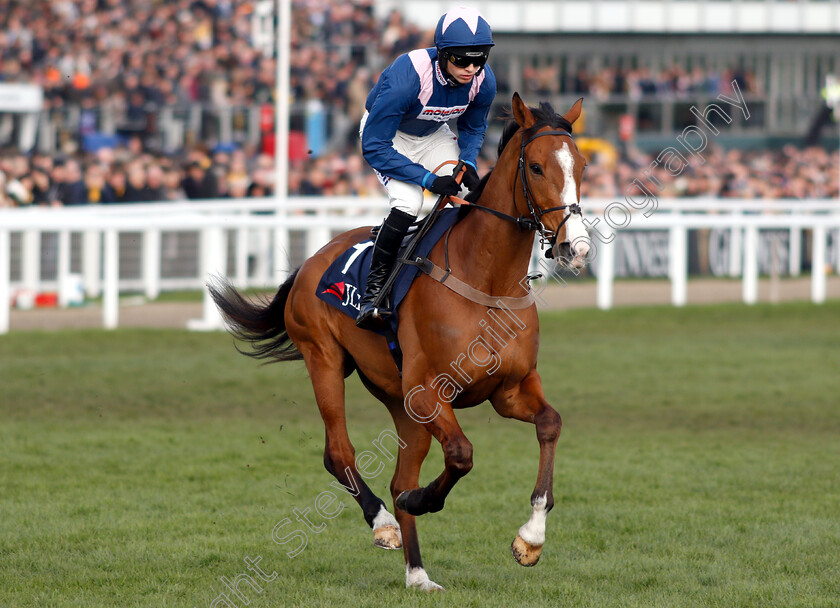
[315,208,463,336]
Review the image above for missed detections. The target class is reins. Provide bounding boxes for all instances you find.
[381,128,586,320]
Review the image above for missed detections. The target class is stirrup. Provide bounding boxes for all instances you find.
[356,303,390,330]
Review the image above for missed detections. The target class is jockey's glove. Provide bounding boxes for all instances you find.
[424,174,461,197]
[462,162,480,191]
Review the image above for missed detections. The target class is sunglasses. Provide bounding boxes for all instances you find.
[447,52,488,69]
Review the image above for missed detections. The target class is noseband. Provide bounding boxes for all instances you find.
[469,128,583,256]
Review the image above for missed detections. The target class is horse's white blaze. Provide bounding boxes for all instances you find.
[566,215,590,258]
[372,505,400,534]
[405,565,444,591]
[517,493,548,547]
[554,143,589,259]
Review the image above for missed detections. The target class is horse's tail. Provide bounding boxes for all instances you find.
[208,269,304,363]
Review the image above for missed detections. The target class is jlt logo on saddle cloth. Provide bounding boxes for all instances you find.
[320,242,372,311]
[321,281,362,311]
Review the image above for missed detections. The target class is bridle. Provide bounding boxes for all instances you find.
[468,128,583,257]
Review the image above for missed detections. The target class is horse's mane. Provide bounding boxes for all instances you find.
[463,101,573,204]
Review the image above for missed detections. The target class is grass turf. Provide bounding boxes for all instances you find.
[1,301,839,607]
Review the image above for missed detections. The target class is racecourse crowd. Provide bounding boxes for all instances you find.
[521,64,759,100]
[1,141,836,208]
[581,145,839,201]
[0,0,833,208]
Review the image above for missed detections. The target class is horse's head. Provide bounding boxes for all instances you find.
[510,93,590,268]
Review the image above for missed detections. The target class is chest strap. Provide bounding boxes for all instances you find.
[402,254,535,310]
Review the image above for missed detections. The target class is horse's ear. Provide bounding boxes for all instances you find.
[512,92,536,129]
[563,98,584,126]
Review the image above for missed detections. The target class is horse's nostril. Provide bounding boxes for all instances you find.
[559,242,573,258]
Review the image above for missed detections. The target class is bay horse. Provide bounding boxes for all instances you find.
[210,93,590,591]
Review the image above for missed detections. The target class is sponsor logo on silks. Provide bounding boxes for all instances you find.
[322,281,362,311]
[418,105,468,121]
[434,61,449,86]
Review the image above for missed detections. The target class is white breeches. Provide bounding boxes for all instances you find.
[360,111,463,216]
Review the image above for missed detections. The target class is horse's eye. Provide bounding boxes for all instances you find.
[529,163,543,176]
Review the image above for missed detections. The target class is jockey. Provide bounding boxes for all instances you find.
[356,6,497,329]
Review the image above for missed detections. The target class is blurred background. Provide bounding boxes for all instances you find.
[0,0,839,329]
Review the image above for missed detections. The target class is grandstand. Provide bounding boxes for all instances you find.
[0,0,837,203]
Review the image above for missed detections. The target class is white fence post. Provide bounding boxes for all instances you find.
[742,225,759,305]
[235,227,249,288]
[669,225,688,307]
[82,230,101,298]
[143,228,161,300]
[306,208,331,259]
[255,227,271,286]
[103,229,119,329]
[597,236,615,310]
[274,226,290,285]
[789,226,801,277]
[22,229,39,291]
[0,229,10,334]
[835,228,840,274]
[57,230,72,307]
[188,226,226,331]
[142,228,160,300]
[729,223,742,278]
[811,225,826,304]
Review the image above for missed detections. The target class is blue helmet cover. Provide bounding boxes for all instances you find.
[434,6,494,50]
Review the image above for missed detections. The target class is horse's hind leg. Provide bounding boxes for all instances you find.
[301,345,402,550]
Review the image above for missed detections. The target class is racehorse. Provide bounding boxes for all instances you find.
[210,93,590,591]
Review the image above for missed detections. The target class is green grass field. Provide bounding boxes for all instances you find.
[2,302,839,608]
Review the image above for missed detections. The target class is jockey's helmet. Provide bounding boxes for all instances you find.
[434,7,494,82]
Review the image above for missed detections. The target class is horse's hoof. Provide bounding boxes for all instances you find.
[406,566,444,591]
[511,534,543,567]
[412,580,445,592]
[373,524,402,550]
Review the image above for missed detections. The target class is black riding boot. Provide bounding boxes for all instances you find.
[356,208,415,329]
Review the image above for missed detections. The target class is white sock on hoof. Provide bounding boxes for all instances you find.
[518,493,548,547]
[372,504,400,532]
[372,505,402,549]
[405,565,444,591]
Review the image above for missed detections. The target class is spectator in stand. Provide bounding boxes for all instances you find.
[124,161,153,202]
[0,0,833,208]
[105,163,130,203]
[181,159,219,200]
[29,169,55,207]
[55,159,87,206]
[0,172,12,208]
[83,164,115,204]
[162,165,187,201]
[145,165,167,202]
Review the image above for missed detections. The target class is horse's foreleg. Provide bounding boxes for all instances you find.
[393,388,473,517]
[491,370,562,567]
[389,407,443,591]
[303,350,401,550]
